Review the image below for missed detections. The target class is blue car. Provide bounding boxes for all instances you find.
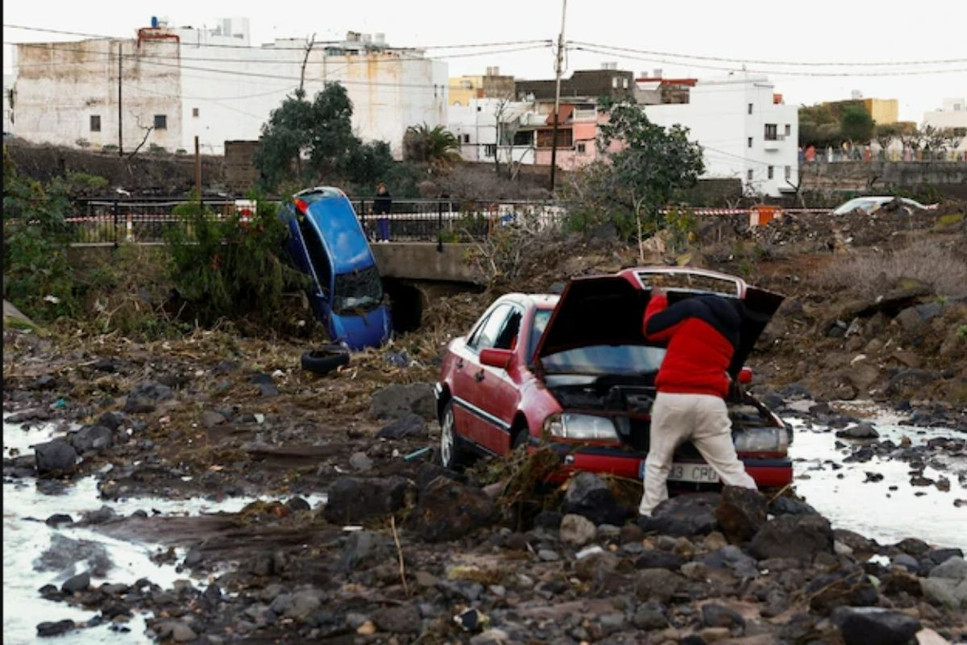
[281,187,392,350]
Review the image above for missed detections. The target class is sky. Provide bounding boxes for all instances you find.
[4,0,967,124]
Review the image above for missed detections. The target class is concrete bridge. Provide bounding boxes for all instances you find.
[371,242,483,285]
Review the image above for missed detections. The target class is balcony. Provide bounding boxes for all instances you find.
[763,134,785,151]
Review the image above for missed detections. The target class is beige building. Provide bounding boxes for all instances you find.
[863,98,899,125]
[449,67,515,106]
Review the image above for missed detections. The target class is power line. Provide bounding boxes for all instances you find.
[572,44,967,77]
[571,40,967,68]
[4,24,550,53]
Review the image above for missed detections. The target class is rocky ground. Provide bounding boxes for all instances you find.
[3,200,967,644]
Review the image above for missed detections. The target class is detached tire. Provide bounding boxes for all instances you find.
[301,344,350,375]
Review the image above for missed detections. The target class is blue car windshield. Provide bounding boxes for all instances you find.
[333,265,384,315]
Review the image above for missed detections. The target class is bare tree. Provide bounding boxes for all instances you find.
[127,114,155,158]
[298,34,316,98]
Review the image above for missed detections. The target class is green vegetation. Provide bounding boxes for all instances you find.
[562,97,705,259]
[163,191,310,327]
[403,123,462,168]
[2,146,77,320]
[253,83,424,196]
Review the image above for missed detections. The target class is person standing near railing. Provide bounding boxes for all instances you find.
[373,182,392,243]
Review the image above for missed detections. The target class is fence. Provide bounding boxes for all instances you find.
[64,198,841,246]
[65,198,569,246]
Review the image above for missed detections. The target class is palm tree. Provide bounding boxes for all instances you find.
[403,123,461,167]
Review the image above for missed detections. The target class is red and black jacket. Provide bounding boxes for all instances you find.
[642,293,741,399]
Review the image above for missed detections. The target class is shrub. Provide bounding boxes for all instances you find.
[813,239,967,298]
[2,147,77,320]
[163,191,310,326]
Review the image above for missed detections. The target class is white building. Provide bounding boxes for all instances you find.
[643,74,799,198]
[448,97,536,165]
[3,74,14,134]
[9,18,448,156]
[923,98,967,132]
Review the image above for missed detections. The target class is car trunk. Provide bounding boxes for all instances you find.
[536,272,786,454]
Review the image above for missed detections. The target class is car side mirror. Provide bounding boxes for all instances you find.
[738,367,753,384]
[480,348,514,370]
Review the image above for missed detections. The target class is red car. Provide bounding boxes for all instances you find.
[434,266,793,489]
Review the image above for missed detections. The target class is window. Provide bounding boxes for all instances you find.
[764,124,778,141]
[747,137,753,149]
[748,103,753,115]
[784,124,791,137]
[297,217,332,295]
[747,169,754,181]
[153,114,167,130]
[622,78,629,89]
[462,134,470,144]
[90,115,101,132]
[484,144,496,158]
[767,166,774,180]
[785,166,792,181]
[192,107,199,118]
[612,77,619,89]
[577,142,586,154]
[469,304,513,351]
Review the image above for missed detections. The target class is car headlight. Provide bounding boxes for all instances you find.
[733,427,789,453]
[544,413,618,441]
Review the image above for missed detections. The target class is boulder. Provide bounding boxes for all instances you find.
[634,568,685,603]
[559,513,597,547]
[836,423,879,439]
[748,513,834,561]
[69,424,114,453]
[408,476,494,542]
[831,606,921,645]
[373,603,421,634]
[123,381,173,413]
[715,486,767,544]
[701,603,745,631]
[921,556,967,609]
[377,413,429,439]
[34,438,77,475]
[370,383,436,420]
[335,530,391,572]
[560,472,627,526]
[651,492,720,537]
[323,476,415,524]
[806,568,879,615]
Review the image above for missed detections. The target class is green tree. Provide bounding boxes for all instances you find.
[403,123,461,168]
[254,83,359,188]
[840,105,875,143]
[567,97,704,261]
[799,103,840,147]
[163,191,309,327]
[2,147,76,320]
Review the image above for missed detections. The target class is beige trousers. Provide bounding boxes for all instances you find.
[639,392,757,516]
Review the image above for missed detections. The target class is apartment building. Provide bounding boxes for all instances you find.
[9,18,448,156]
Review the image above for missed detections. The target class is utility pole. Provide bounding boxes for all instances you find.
[117,41,123,156]
[548,0,567,193]
[194,135,201,197]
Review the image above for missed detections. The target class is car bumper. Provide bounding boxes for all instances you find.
[542,442,793,488]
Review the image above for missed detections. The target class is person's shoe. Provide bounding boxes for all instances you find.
[637,514,654,532]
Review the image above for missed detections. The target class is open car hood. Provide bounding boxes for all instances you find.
[535,268,785,377]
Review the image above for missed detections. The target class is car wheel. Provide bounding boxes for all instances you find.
[300,344,351,375]
[440,401,471,470]
[512,428,530,451]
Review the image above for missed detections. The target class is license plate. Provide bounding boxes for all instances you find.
[638,461,721,484]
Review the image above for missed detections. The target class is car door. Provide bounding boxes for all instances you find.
[451,303,513,448]
[463,305,524,455]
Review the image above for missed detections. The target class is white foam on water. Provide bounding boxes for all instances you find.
[788,406,966,551]
[3,419,328,644]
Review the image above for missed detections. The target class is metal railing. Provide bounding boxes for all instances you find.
[65,198,569,246]
[63,197,853,246]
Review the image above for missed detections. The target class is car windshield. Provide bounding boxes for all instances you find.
[332,265,383,314]
[541,344,667,375]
